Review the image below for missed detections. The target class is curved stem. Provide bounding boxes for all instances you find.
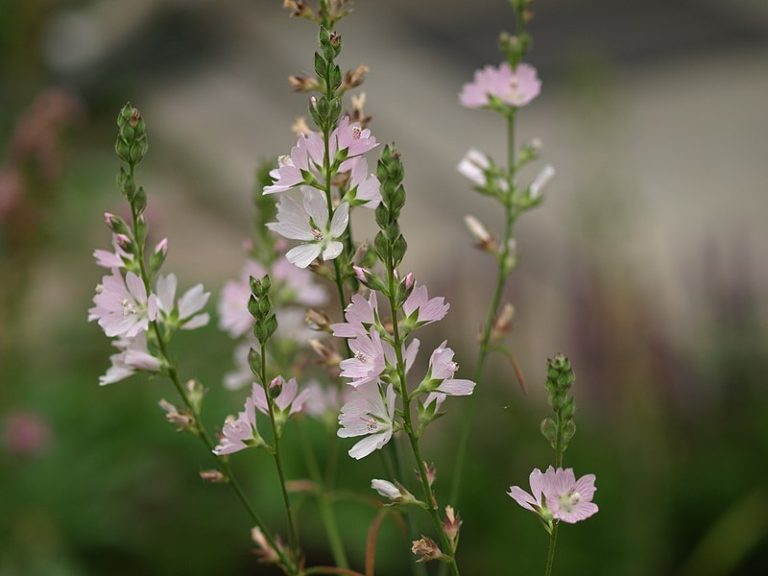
[384,262,460,576]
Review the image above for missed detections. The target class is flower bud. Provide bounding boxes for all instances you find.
[199,469,228,483]
[309,339,342,367]
[464,215,498,253]
[371,479,419,504]
[291,116,311,136]
[158,399,195,431]
[288,74,320,92]
[443,506,462,551]
[529,165,555,199]
[184,379,205,414]
[491,303,515,342]
[150,237,168,274]
[251,527,280,564]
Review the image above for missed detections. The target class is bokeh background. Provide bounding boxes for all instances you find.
[2,0,768,574]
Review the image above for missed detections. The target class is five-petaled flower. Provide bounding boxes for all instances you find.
[338,383,396,459]
[267,188,349,268]
[508,466,598,524]
[460,62,541,109]
[422,341,476,408]
[212,396,262,456]
[89,269,157,338]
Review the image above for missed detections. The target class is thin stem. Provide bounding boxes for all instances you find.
[448,111,517,507]
[303,568,365,576]
[544,522,559,576]
[260,341,300,556]
[384,262,460,576]
[299,421,350,569]
[389,438,428,576]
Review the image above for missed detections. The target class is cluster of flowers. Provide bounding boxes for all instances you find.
[88,219,210,385]
[332,284,475,459]
[265,116,381,268]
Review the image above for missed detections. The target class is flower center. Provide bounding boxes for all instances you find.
[354,350,369,363]
[352,126,362,140]
[311,227,324,241]
[558,490,582,511]
[121,298,138,316]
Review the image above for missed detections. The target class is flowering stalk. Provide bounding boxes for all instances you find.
[449,0,548,509]
[96,104,296,573]
[248,275,301,559]
[375,146,462,576]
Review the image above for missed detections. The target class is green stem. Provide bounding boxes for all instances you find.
[544,522,559,576]
[300,422,349,569]
[260,342,300,557]
[126,160,295,573]
[385,261,460,576]
[448,112,517,508]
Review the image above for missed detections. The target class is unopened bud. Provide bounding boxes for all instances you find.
[371,479,418,504]
[443,506,462,551]
[491,303,516,342]
[411,536,445,563]
[306,309,332,332]
[310,95,318,109]
[184,379,205,413]
[200,469,228,483]
[154,238,168,257]
[114,233,133,252]
[530,165,555,199]
[404,272,415,291]
[251,527,280,564]
[159,399,195,430]
[464,215,498,253]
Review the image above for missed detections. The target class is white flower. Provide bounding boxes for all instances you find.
[457,149,490,186]
[155,273,210,330]
[267,188,349,268]
[99,333,162,385]
[338,383,396,460]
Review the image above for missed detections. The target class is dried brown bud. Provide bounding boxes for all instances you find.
[291,116,311,136]
[200,469,228,483]
[411,536,444,563]
[306,309,332,332]
[343,64,369,90]
[490,303,515,342]
[288,74,320,93]
[309,339,342,367]
[349,92,372,127]
[283,0,315,19]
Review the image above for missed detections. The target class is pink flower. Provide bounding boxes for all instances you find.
[212,397,261,456]
[460,63,541,109]
[93,235,132,269]
[340,329,387,387]
[337,383,396,460]
[99,333,162,385]
[3,411,51,458]
[264,117,377,194]
[267,188,349,268]
[332,291,379,338]
[155,273,210,330]
[252,376,311,418]
[403,283,449,325]
[89,269,157,338]
[347,157,381,208]
[423,341,475,407]
[508,466,598,524]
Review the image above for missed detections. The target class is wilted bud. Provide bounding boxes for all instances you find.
[306,308,332,332]
[291,116,311,136]
[464,215,498,253]
[288,74,320,92]
[283,0,315,20]
[491,303,516,342]
[350,92,372,126]
[158,399,195,430]
[411,536,444,563]
[343,64,369,90]
[443,506,462,551]
[309,339,342,367]
[251,527,280,564]
[200,469,228,483]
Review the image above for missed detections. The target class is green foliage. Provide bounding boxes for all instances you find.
[541,354,577,463]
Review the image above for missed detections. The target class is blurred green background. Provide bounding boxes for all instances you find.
[2,0,768,574]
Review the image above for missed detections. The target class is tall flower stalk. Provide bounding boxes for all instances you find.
[449,0,551,508]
